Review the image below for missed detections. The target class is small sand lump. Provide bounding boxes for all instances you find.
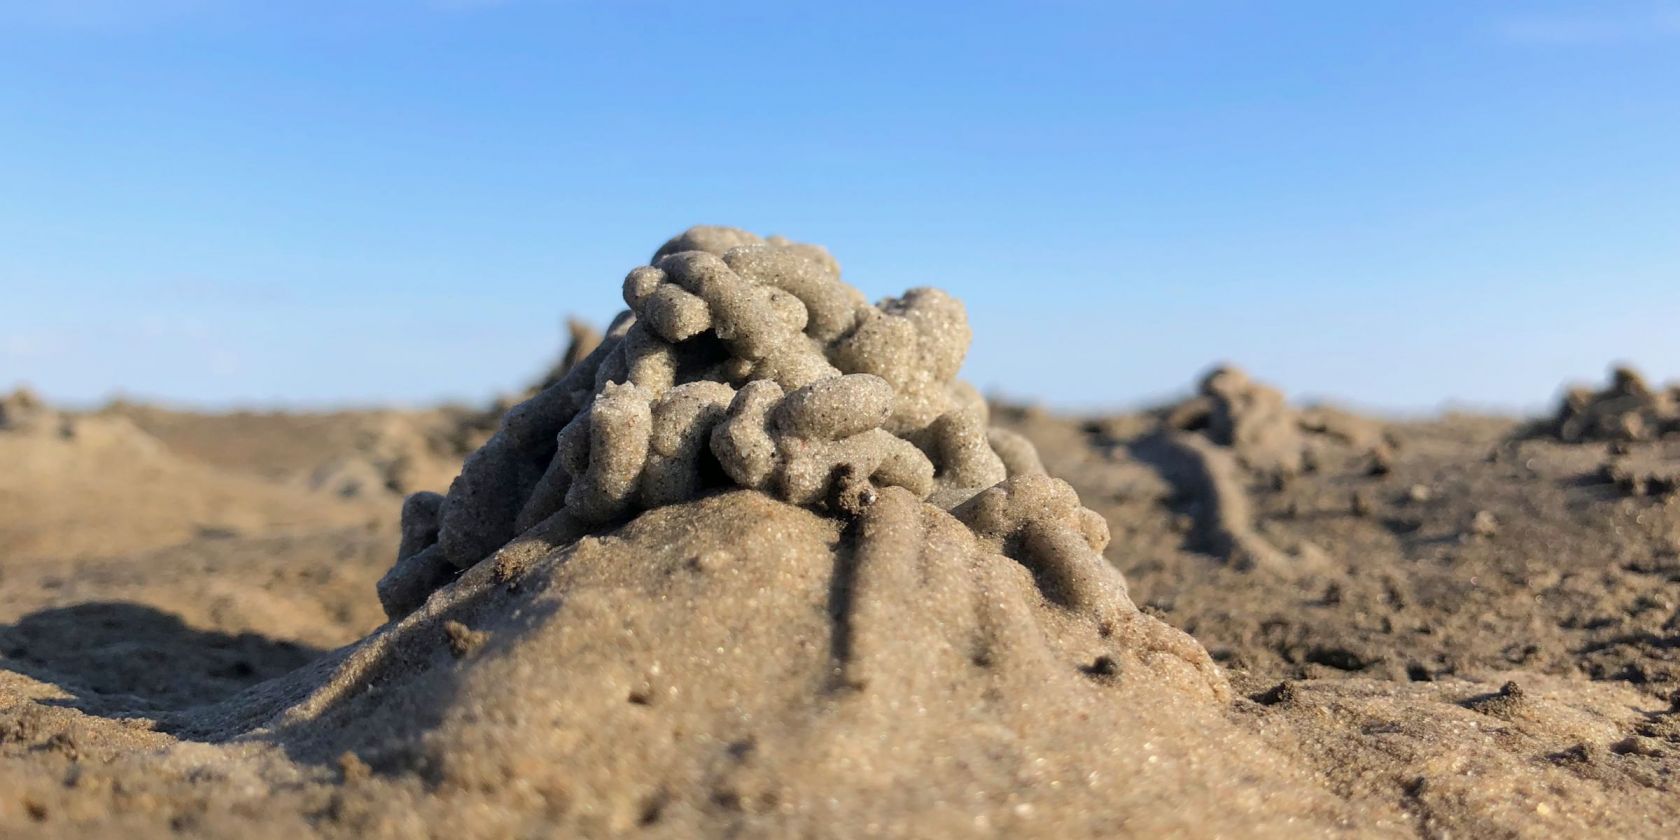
[1163,365,1391,478]
[0,387,67,436]
[379,227,1028,619]
[1548,366,1680,443]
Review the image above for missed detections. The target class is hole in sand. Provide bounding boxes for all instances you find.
[1080,655,1121,679]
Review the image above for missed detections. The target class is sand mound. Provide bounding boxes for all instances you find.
[1548,366,1680,443]
[111,404,470,499]
[1126,366,1392,570]
[0,387,67,436]
[1162,365,1391,477]
[1,394,385,562]
[379,227,1030,619]
[212,227,1369,834]
[295,412,466,499]
[186,489,1367,837]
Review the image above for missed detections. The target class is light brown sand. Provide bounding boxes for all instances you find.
[3,432,1676,836]
[0,411,390,563]
[3,266,1678,837]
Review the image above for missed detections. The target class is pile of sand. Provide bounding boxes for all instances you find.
[10,229,1351,835]
[1159,365,1393,477]
[379,227,1049,616]
[1549,366,1680,443]
[1098,366,1397,571]
[322,226,1305,832]
[0,388,66,436]
[1527,367,1680,499]
[109,404,471,500]
[0,390,385,563]
[209,487,1358,837]
[5,235,1680,837]
[998,366,1680,697]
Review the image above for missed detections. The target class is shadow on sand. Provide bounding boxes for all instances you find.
[0,601,326,715]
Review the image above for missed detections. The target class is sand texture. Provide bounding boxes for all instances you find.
[3,236,1680,837]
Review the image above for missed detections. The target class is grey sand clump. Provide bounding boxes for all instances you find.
[1549,366,1680,443]
[379,227,1053,619]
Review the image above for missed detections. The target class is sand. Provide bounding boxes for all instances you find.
[0,404,391,564]
[2,239,1679,836]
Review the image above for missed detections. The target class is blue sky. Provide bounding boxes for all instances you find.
[2,1,1677,414]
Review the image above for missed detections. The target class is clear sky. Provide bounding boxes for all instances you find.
[3,1,1677,414]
